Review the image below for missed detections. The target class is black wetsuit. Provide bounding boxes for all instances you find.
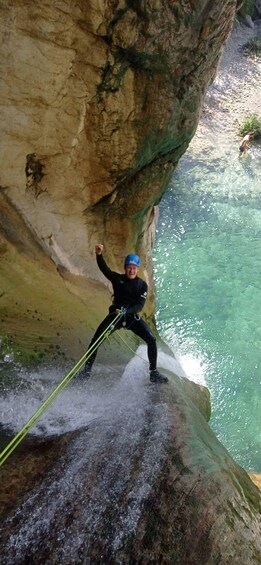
[85,254,157,371]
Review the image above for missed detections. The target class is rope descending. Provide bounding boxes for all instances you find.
[0,311,124,468]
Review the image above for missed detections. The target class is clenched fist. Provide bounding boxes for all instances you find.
[95,244,104,255]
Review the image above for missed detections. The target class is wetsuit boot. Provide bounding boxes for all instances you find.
[150,369,168,383]
[77,360,92,380]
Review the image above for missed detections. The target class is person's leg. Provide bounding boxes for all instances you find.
[83,313,120,375]
[128,318,168,382]
[128,317,157,370]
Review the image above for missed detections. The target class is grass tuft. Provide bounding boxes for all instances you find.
[241,36,261,57]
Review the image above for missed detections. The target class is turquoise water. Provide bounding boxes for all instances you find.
[154,142,261,472]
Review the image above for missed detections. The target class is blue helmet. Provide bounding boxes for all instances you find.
[124,254,141,267]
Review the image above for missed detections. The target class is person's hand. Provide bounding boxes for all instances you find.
[95,244,104,255]
[115,307,127,315]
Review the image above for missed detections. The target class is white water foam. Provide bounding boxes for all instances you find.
[1,352,172,563]
[0,345,179,438]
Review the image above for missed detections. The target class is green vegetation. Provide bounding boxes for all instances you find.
[239,0,256,17]
[239,114,261,138]
[241,35,261,57]
[0,334,46,366]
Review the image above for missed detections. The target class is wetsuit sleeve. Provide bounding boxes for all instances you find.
[126,281,148,314]
[96,253,118,284]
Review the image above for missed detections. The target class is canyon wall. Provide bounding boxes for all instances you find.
[0,0,242,280]
[0,0,244,355]
[1,5,260,564]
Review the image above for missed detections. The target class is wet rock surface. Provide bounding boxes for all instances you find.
[1,3,260,563]
[0,361,260,564]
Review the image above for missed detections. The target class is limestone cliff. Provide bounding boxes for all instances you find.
[2,4,260,563]
[0,0,243,358]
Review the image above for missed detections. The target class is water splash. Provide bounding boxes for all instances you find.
[1,351,172,563]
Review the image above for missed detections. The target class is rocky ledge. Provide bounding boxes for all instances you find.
[0,368,260,564]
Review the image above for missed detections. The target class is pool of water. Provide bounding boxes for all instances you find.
[154,142,261,472]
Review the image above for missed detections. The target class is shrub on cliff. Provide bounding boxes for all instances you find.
[239,0,257,17]
[239,114,261,138]
[241,35,261,56]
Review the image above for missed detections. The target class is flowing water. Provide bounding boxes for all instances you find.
[0,348,181,561]
[154,139,261,472]
[0,138,260,560]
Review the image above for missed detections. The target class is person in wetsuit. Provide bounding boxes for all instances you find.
[82,244,168,383]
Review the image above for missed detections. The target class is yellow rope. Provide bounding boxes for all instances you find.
[0,312,123,468]
[113,329,169,374]
[114,331,148,364]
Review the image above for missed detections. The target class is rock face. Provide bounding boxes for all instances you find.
[0,0,245,354]
[0,369,260,564]
[1,0,241,281]
[1,4,260,564]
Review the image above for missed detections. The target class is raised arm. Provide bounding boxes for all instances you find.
[95,244,117,283]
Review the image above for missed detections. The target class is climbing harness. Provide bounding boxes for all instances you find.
[0,310,125,468]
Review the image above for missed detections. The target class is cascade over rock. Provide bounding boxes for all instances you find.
[1,2,260,564]
[0,368,260,564]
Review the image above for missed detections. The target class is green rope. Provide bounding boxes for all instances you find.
[0,312,123,468]
[114,330,148,364]
[113,328,169,374]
